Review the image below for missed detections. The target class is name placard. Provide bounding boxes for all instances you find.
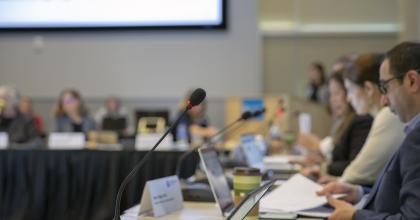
[139,175,183,217]
[48,132,85,149]
[134,133,174,151]
[0,132,9,149]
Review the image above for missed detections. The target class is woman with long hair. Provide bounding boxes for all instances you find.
[53,89,96,133]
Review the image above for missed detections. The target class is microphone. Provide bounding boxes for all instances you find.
[112,88,206,220]
[186,88,206,110]
[252,107,266,118]
[209,110,252,143]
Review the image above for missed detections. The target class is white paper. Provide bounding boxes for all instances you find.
[48,132,85,149]
[139,175,184,217]
[0,132,9,149]
[260,174,327,212]
[297,205,334,218]
[263,155,303,171]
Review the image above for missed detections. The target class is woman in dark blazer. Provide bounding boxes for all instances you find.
[328,114,373,176]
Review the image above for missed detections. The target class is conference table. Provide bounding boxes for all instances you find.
[0,149,199,220]
[121,202,324,220]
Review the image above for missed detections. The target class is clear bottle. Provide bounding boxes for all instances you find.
[176,123,189,150]
[269,121,282,140]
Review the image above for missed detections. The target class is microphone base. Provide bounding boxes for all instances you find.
[181,181,215,202]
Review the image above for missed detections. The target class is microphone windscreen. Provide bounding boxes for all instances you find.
[241,111,253,120]
[253,108,266,117]
[187,88,206,109]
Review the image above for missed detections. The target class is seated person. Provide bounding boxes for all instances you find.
[298,70,374,179]
[172,90,217,146]
[307,53,405,186]
[94,96,131,134]
[298,71,356,164]
[306,62,329,105]
[297,56,356,163]
[0,85,41,147]
[316,41,420,220]
[334,53,405,186]
[18,96,45,136]
[53,89,96,134]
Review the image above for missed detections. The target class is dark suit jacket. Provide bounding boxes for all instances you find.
[328,115,373,176]
[354,121,420,219]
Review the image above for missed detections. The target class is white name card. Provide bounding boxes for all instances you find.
[0,132,9,149]
[139,175,183,217]
[48,132,86,149]
[135,133,174,151]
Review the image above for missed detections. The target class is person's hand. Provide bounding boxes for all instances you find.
[316,181,362,204]
[289,153,324,167]
[318,174,338,184]
[300,165,321,181]
[190,125,217,138]
[327,195,356,220]
[205,126,218,137]
[297,133,321,152]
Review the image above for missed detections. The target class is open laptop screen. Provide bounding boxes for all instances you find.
[199,148,235,216]
[240,134,265,168]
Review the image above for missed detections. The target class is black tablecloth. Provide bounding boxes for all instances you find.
[0,149,199,220]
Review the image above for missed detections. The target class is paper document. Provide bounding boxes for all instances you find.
[263,155,304,171]
[260,174,329,212]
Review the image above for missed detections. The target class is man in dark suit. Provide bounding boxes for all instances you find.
[317,41,420,219]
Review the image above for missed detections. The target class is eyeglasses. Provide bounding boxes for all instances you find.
[62,97,77,105]
[378,69,420,94]
[378,76,400,94]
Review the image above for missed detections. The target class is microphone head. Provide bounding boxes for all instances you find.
[241,111,253,120]
[186,88,206,110]
[253,108,266,117]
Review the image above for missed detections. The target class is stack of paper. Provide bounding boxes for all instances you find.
[263,155,303,171]
[260,174,331,216]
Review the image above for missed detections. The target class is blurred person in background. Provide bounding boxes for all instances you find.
[172,89,217,147]
[53,89,96,133]
[297,67,373,180]
[94,96,131,133]
[0,85,41,147]
[298,71,356,166]
[18,96,45,136]
[332,54,356,73]
[306,62,329,105]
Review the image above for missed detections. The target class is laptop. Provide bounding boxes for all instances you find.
[240,134,266,170]
[102,116,127,133]
[240,134,300,179]
[198,147,277,220]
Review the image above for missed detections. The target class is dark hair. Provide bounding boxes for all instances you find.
[343,53,384,86]
[328,70,354,111]
[311,62,326,84]
[329,71,346,92]
[54,89,88,117]
[385,41,420,80]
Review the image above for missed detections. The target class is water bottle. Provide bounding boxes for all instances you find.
[176,123,189,150]
[269,122,282,140]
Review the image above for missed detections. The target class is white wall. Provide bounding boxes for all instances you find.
[0,0,260,130]
[259,0,399,97]
[0,0,260,99]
